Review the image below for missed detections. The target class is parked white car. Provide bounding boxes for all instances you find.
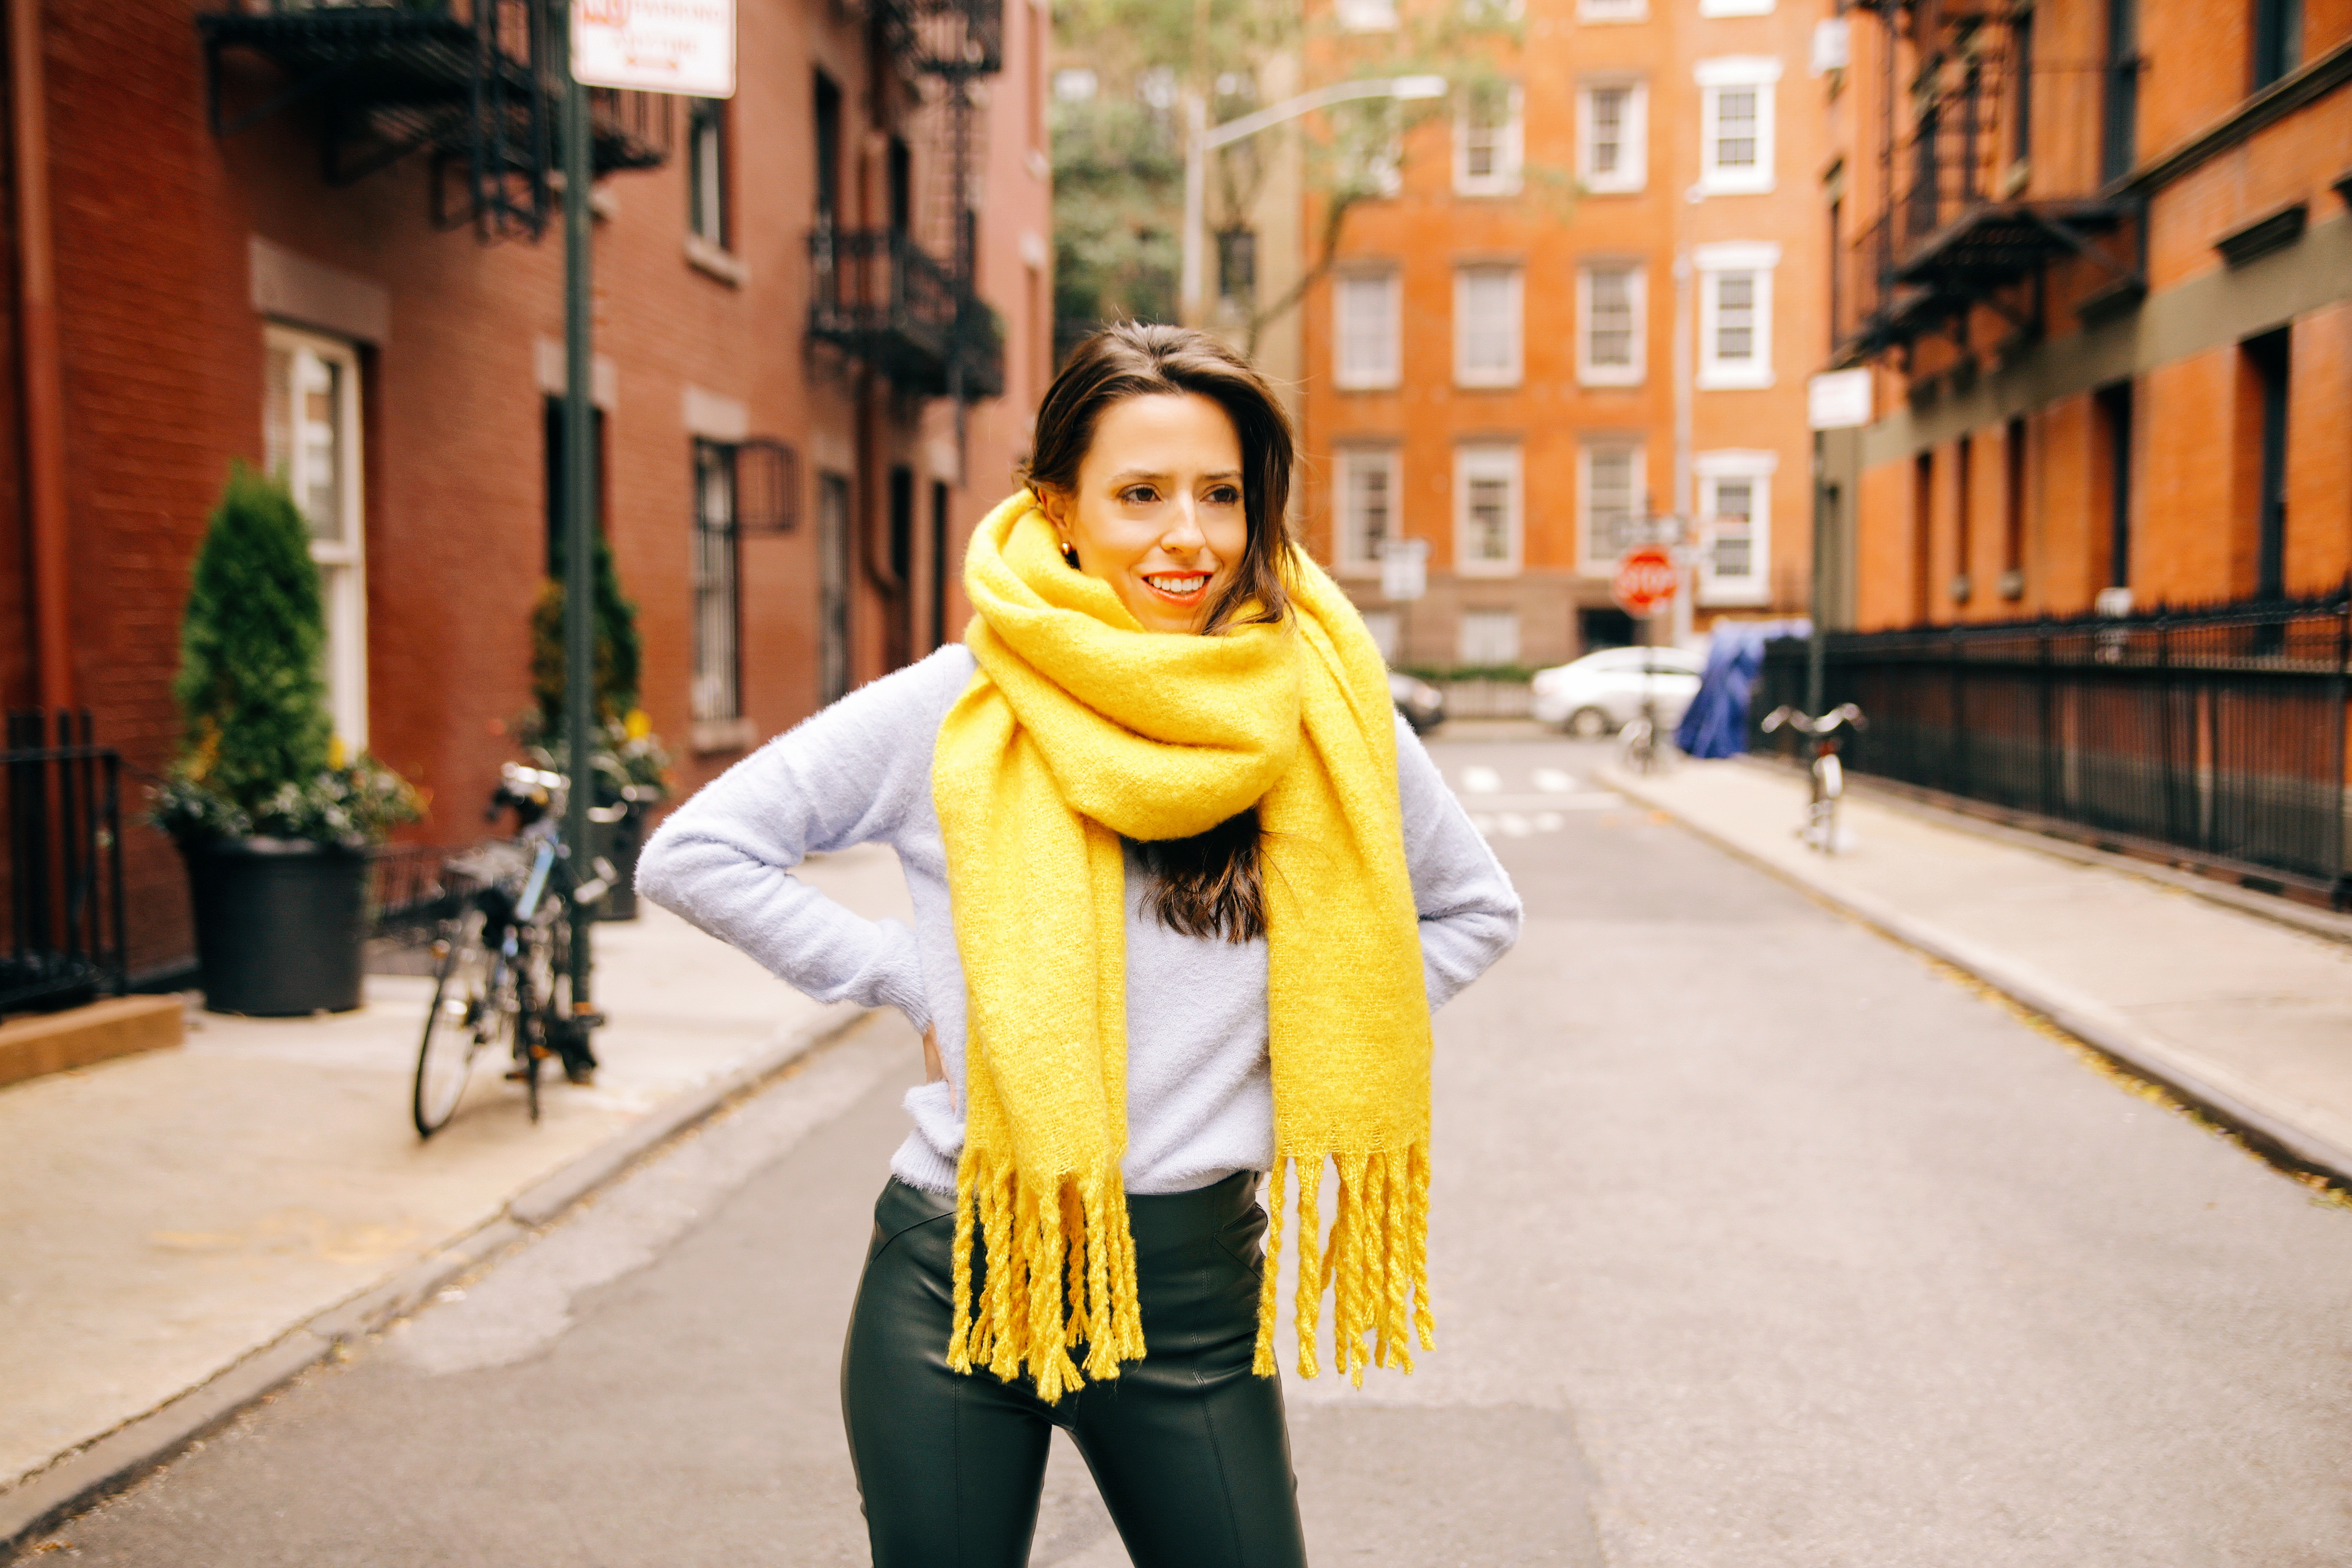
[1530,646,1706,738]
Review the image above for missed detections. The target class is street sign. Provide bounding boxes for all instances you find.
[1380,538,1429,602]
[573,0,736,97]
[1612,544,1678,617]
[1807,368,1874,430]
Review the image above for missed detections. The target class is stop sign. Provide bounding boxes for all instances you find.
[1612,544,1678,616]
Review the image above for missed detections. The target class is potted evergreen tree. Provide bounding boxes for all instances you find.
[152,465,419,1015]
[521,531,671,921]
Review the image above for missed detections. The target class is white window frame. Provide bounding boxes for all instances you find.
[1334,270,1401,389]
[1578,440,1647,574]
[1454,82,1524,196]
[1695,241,1779,389]
[1336,0,1399,31]
[1576,80,1646,194]
[1577,262,1646,386]
[1336,446,1402,575]
[1576,0,1646,20]
[1454,443,1523,577]
[1695,449,1778,606]
[1453,264,1523,388]
[1457,609,1522,667]
[1699,0,1773,15]
[1696,58,1782,195]
[263,323,368,752]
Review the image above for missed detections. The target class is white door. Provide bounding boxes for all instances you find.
[263,325,368,754]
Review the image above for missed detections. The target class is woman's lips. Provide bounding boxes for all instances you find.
[1141,571,1212,604]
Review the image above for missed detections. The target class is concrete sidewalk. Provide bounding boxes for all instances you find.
[0,844,913,1518]
[1601,757,2352,1187]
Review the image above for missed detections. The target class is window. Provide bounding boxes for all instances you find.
[814,72,842,226]
[1335,271,1401,389]
[1579,442,1646,570]
[688,97,730,248]
[1458,610,1520,667]
[1696,58,1781,194]
[1578,263,1645,385]
[1695,242,1779,389]
[1337,446,1400,573]
[2101,0,2137,184]
[817,472,852,703]
[692,440,742,723]
[2000,415,2027,596]
[1455,444,1522,575]
[1952,434,1974,602]
[1455,82,1523,196]
[1336,98,1403,197]
[1912,450,1935,622]
[1578,82,1646,194]
[2252,0,2301,95]
[1699,0,1771,14]
[1696,451,1776,606]
[2095,381,2133,597]
[2245,329,2290,601]
[264,325,367,750]
[1577,0,1645,19]
[1454,265,1522,387]
[1361,610,1402,662]
[1217,228,1257,309]
[1337,0,1398,29]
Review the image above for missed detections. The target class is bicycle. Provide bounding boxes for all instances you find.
[1760,703,1867,856]
[412,764,616,1138]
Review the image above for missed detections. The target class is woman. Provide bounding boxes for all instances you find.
[637,323,1520,1567]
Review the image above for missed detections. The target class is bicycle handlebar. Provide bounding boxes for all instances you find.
[1761,703,1867,737]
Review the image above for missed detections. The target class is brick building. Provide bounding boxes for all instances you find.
[1292,0,1832,673]
[0,0,1052,986]
[1822,0,2352,626]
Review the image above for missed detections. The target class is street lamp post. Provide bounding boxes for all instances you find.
[1178,74,1446,326]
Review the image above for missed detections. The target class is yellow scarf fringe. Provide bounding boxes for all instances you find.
[936,490,1436,1400]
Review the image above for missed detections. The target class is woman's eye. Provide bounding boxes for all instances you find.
[1117,485,1158,505]
[1205,486,1241,507]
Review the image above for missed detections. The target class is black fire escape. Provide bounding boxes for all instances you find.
[200,0,671,243]
[808,0,1006,400]
[1836,0,2143,368]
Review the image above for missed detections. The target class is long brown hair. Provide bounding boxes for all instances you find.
[1024,323,1295,943]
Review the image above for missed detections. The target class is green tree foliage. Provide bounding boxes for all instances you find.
[1051,0,1546,358]
[532,527,644,737]
[172,463,334,808]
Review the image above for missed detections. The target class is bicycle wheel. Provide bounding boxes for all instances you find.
[414,904,497,1138]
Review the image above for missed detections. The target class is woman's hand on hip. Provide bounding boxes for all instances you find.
[922,1023,946,1085]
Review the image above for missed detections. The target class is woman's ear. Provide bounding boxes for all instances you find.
[1033,483,1071,540]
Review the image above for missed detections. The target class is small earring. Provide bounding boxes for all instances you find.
[1060,540,1080,569]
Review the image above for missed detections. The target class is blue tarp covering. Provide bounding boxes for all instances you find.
[1676,619,1812,759]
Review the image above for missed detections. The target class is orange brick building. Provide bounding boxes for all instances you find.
[1291,0,1831,671]
[0,0,1051,985]
[1822,0,2352,627]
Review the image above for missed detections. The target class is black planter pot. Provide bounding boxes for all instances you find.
[588,804,648,922]
[182,838,368,1015]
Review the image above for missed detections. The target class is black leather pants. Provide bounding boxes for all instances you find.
[840,1172,1308,1568]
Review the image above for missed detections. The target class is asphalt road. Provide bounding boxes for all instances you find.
[22,735,2352,1567]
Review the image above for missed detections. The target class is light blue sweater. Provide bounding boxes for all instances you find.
[634,645,1522,1196]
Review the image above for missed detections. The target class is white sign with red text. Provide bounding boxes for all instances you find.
[573,0,736,98]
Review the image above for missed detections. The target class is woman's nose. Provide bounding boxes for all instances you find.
[1160,498,1206,551]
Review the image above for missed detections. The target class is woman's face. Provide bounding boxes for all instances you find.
[1039,392,1249,635]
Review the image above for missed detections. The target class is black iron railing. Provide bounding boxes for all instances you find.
[810,226,1004,398]
[1756,594,2352,901]
[2,713,127,1015]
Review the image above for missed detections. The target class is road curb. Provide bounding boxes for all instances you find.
[1601,766,2352,1193]
[0,1001,872,1560]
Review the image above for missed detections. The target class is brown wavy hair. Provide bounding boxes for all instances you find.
[1023,323,1296,943]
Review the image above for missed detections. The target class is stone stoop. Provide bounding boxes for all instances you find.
[0,996,185,1089]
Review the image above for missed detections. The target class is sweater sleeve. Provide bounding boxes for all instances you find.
[1392,713,1523,1011]
[632,647,972,1030]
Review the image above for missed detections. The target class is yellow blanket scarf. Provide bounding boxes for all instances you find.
[932,490,1435,1401]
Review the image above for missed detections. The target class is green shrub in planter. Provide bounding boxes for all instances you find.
[153,465,420,1015]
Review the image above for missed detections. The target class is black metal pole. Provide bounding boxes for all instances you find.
[1808,429,1828,718]
[559,14,595,1016]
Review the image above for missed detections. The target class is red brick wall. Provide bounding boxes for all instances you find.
[9,0,1047,983]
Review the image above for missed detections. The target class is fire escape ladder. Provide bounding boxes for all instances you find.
[199,0,671,245]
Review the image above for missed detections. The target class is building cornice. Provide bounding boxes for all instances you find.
[2118,39,2352,198]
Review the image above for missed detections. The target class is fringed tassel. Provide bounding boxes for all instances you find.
[1250,1158,1289,1376]
[1280,1139,1433,1385]
[947,1149,1144,1404]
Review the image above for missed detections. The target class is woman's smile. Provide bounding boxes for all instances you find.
[1141,569,1213,605]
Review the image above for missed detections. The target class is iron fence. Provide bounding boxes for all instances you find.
[2,713,128,1014]
[1756,594,2352,901]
